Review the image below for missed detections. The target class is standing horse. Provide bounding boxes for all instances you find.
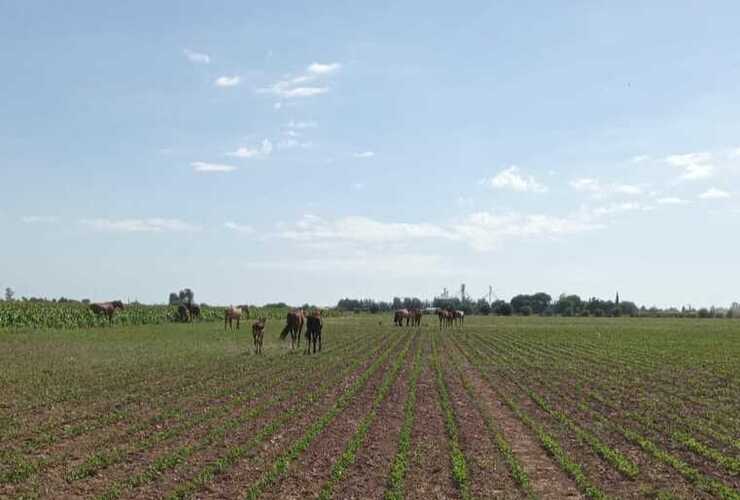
[454,310,465,328]
[280,309,304,351]
[409,309,422,327]
[304,311,322,354]
[224,306,243,330]
[393,309,410,327]
[437,308,453,329]
[187,303,201,321]
[252,318,266,354]
[90,300,125,325]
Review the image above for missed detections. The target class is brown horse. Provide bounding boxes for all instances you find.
[304,310,322,354]
[437,308,453,329]
[187,303,201,321]
[90,300,125,325]
[224,305,245,330]
[409,308,422,327]
[252,318,267,354]
[280,309,304,351]
[393,309,410,327]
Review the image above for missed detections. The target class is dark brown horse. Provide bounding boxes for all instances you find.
[304,310,322,354]
[393,309,410,327]
[252,318,267,354]
[409,308,422,327]
[187,303,201,321]
[90,300,125,325]
[280,309,304,351]
[437,308,453,329]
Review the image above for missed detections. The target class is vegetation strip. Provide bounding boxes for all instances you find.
[383,340,424,500]
[317,334,420,499]
[453,335,609,500]
[242,334,413,500]
[96,334,397,500]
[443,343,536,498]
[431,333,471,500]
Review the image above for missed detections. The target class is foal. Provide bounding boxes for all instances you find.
[252,318,266,354]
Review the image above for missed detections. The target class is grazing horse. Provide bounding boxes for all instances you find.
[280,309,304,351]
[304,311,322,354]
[437,308,453,329]
[224,306,244,330]
[393,309,410,327]
[409,308,422,327]
[454,310,465,328]
[252,318,267,354]
[90,300,124,325]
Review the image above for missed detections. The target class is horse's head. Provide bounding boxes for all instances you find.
[112,300,125,310]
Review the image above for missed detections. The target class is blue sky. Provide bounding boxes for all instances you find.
[1,1,738,307]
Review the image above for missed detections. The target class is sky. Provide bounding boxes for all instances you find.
[1,1,739,308]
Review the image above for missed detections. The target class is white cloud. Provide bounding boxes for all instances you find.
[226,139,273,159]
[183,49,210,64]
[656,197,688,205]
[286,120,317,130]
[591,202,652,217]
[353,151,375,158]
[21,215,59,224]
[81,218,200,233]
[699,188,731,200]
[569,178,643,197]
[307,62,341,75]
[215,76,241,87]
[191,161,238,173]
[730,147,740,158]
[630,155,649,163]
[276,211,600,253]
[224,221,255,234]
[665,152,714,180]
[260,62,339,98]
[486,166,547,193]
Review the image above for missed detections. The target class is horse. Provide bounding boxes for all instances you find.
[224,306,244,330]
[437,308,453,329]
[409,308,422,327]
[176,304,190,322]
[252,318,267,354]
[187,303,201,321]
[90,300,124,325]
[280,309,304,351]
[454,310,465,328]
[304,311,322,354]
[393,309,410,327]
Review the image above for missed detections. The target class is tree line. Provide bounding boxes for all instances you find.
[336,293,740,319]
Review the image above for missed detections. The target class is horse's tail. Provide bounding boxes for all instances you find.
[279,324,291,340]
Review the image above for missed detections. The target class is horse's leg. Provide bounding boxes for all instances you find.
[318,332,321,352]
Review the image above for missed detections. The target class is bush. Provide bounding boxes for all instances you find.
[697,308,711,319]
[520,306,533,316]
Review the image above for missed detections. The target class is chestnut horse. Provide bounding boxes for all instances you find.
[410,308,422,327]
[252,318,267,354]
[393,309,410,327]
[437,308,453,329]
[90,300,125,325]
[225,305,249,330]
[280,309,304,351]
[304,310,322,354]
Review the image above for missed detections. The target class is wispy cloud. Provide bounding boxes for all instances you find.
[656,197,689,205]
[353,151,375,158]
[183,49,210,64]
[81,218,200,233]
[591,202,653,217]
[630,155,650,163]
[21,215,59,224]
[224,221,255,234]
[485,166,547,193]
[215,76,241,87]
[260,62,340,98]
[226,139,273,158]
[569,178,643,197]
[191,161,238,173]
[665,152,714,180]
[699,188,731,200]
[286,120,317,130]
[277,139,312,150]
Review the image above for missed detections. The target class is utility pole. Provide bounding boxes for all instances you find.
[488,285,493,303]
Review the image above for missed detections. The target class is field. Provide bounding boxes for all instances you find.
[1,316,739,499]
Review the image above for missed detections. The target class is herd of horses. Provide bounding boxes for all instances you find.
[394,307,465,329]
[89,301,462,357]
